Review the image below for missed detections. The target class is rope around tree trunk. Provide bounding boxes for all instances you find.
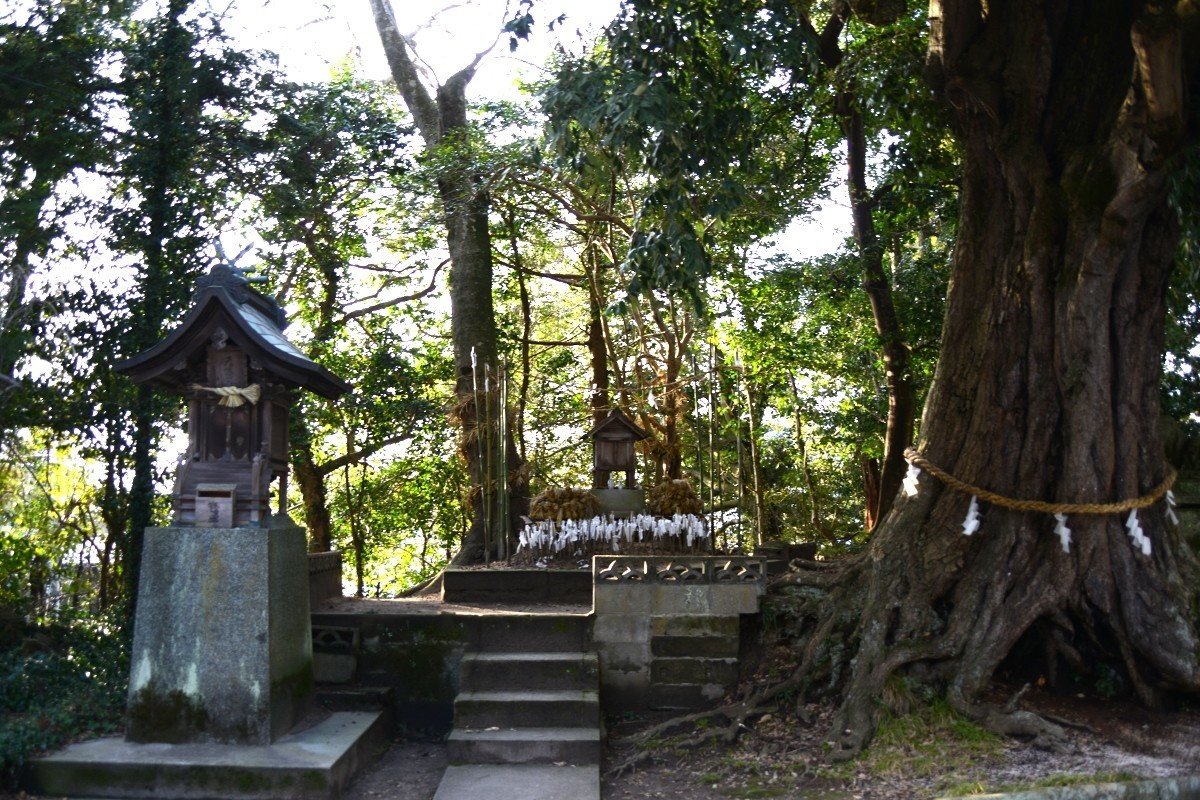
[903,447,1176,516]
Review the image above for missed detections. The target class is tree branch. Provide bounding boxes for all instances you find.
[368,0,441,144]
[336,260,447,324]
[317,432,413,476]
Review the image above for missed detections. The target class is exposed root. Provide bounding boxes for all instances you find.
[949,688,1068,752]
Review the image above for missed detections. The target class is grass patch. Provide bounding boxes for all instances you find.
[819,699,1003,786]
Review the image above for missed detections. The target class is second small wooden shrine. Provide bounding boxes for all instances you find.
[589,408,648,490]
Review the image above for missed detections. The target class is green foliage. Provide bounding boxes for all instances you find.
[544,0,828,304]
[0,612,128,785]
[0,0,132,436]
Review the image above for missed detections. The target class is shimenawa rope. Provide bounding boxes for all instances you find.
[903,447,1175,516]
[190,383,262,408]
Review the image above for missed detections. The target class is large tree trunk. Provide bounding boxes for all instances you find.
[369,0,526,563]
[652,0,1200,760]
[824,0,1200,753]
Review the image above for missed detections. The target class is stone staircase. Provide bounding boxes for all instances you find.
[436,613,600,800]
[448,614,600,765]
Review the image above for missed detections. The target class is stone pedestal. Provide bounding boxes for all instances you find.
[590,488,645,517]
[126,519,312,745]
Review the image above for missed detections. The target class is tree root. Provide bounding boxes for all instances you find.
[949,688,1068,752]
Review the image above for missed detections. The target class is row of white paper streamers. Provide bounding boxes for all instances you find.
[518,513,710,554]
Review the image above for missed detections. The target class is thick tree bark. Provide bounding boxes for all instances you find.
[838,90,914,527]
[648,0,1200,761]
[587,251,611,429]
[816,0,1200,753]
[369,0,526,563]
[293,430,333,551]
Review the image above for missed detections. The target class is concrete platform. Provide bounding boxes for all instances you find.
[432,764,599,800]
[441,569,592,604]
[29,711,387,799]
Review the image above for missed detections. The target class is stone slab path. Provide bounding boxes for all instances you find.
[433,764,599,800]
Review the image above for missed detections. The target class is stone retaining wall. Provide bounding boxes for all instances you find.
[307,550,343,608]
[592,556,766,711]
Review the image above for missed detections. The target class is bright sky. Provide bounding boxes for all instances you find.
[221,0,850,260]
[225,0,618,97]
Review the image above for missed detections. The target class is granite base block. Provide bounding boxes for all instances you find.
[28,710,386,800]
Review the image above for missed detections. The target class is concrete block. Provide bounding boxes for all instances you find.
[650,657,739,686]
[29,711,386,799]
[592,614,649,643]
[646,682,728,709]
[453,689,599,729]
[648,584,710,614]
[709,585,761,615]
[433,764,599,800]
[651,635,738,658]
[313,653,355,684]
[593,584,652,614]
[597,674,649,713]
[460,652,597,692]
[476,615,591,653]
[126,523,312,745]
[447,727,600,765]
[648,615,738,637]
[596,642,650,676]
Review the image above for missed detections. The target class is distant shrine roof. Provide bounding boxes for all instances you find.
[588,408,648,440]
[116,264,351,399]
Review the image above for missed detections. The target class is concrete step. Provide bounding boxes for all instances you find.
[315,685,394,713]
[460,652,598,692]
[447,726,601,765]
[433,764,599,800]
[442,569,592,604]
[475,615,592,653]
[454,689,599,729]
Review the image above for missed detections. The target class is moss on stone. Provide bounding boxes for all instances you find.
[126,685,209,744]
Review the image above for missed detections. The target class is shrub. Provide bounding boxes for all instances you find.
[0,610,129,786]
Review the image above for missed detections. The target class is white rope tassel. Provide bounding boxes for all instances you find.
[1166,490,1180,526]
[1125,509,1151,556]
[902,462,921,497]
[1053,513,1072,554]
[962,495,981,536]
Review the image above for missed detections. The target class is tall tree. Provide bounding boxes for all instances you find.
[368,0,525,563]
[0,0,129,441]
[106,0,261,609]
[556,0,1200,756]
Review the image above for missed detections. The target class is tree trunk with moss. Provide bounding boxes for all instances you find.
[824,0,1200,754]
[635,1,1200,761]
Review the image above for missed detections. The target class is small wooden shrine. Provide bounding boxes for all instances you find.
[117,264,350,527]
[589,408,648,489]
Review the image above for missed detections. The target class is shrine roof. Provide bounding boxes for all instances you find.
[115,265,351,399]
[587,408,648,440]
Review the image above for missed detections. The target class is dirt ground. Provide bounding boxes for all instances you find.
[601,690,1200,799]
[332,689,1200,800]
[9,692,1198,800]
